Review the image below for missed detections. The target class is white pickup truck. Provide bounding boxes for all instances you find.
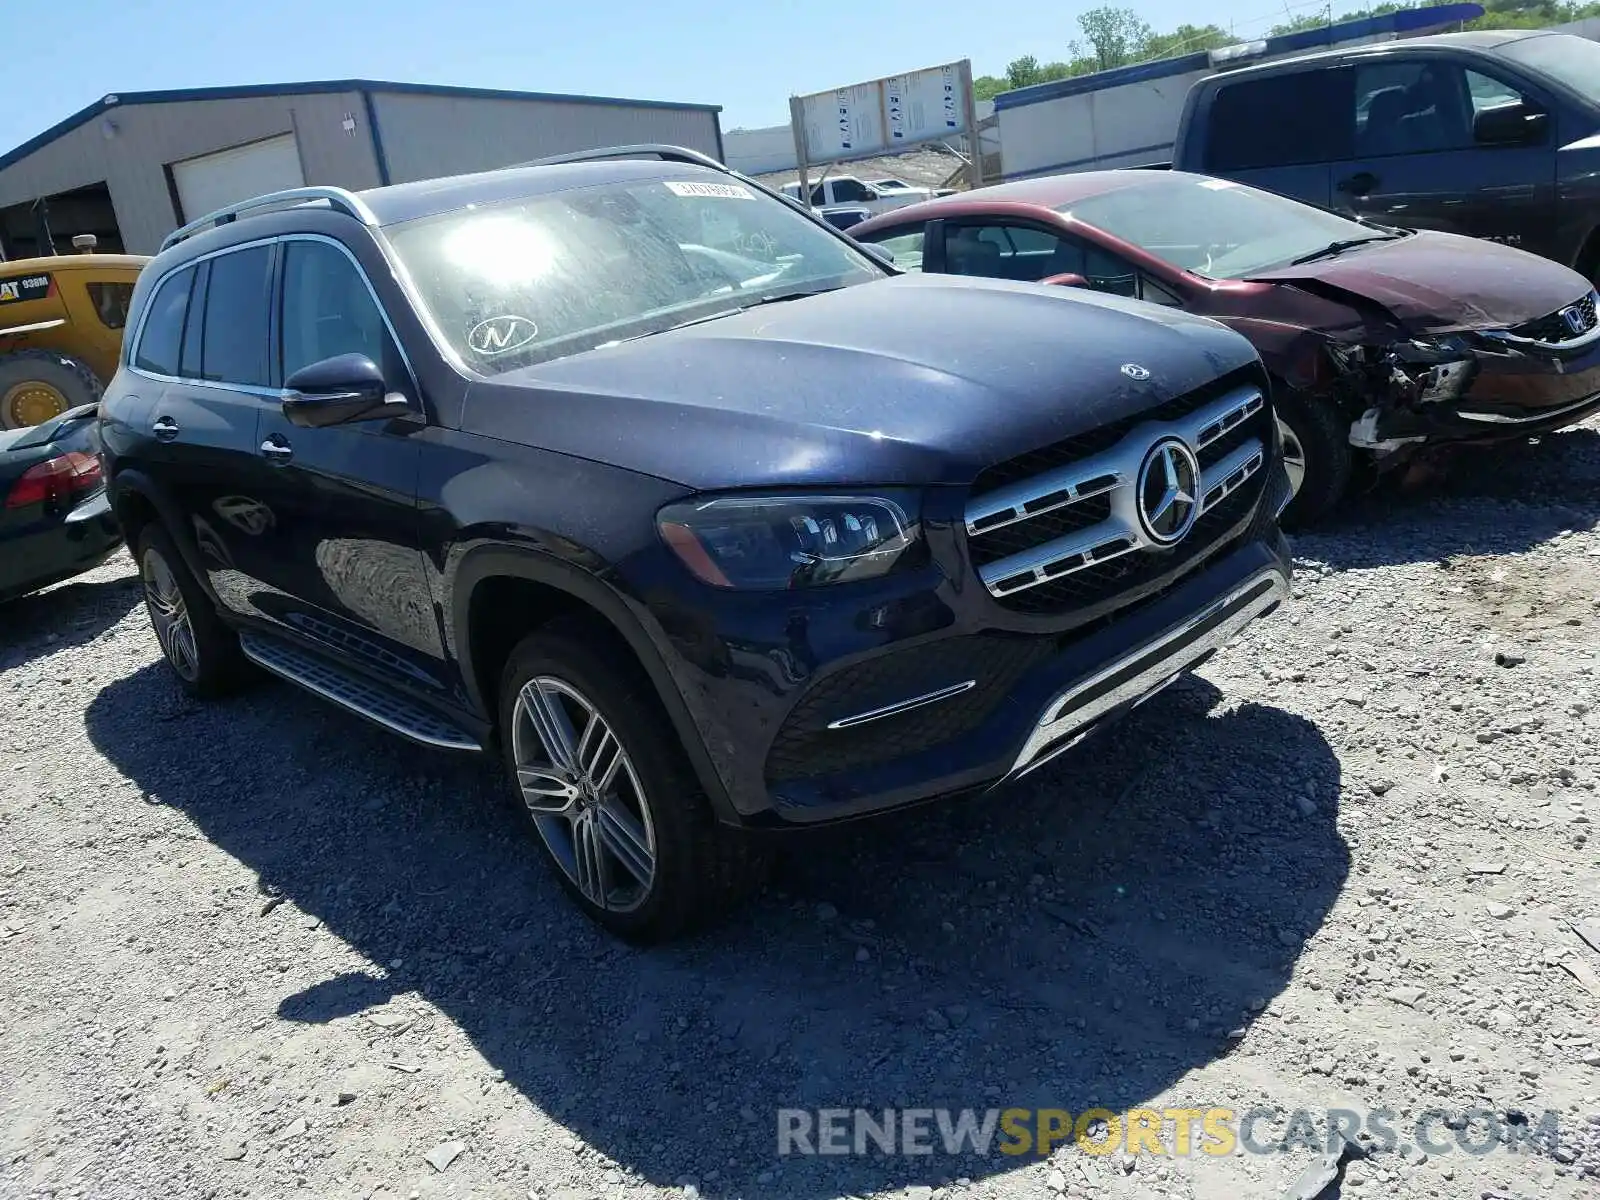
[778,174,934,214]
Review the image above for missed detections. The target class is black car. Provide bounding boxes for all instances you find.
[1,402,121,603]
[1174,29,1600,284]
[99,146,1293,941]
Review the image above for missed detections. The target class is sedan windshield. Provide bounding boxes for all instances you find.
[1062,175,1401,279]
[1498,32,1600,107]
[384,175,883,374]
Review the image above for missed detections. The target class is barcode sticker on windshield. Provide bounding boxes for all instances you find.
[663,181,755,200]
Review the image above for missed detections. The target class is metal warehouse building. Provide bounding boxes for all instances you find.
[0,79,724,257]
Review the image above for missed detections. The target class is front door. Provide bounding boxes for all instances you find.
[246,237,445,699]
[1334,57,1558,258]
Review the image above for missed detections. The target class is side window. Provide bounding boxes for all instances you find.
[859,227,925,271]
[946,223,1083,285]
[200,245,273,387]
[132,266,194,376]
[179,262,209,379]
[1467,70,1526,117]
[1205,70,1355,170]
[280,240,404,385]
[1354,60,1476,156]
[831,179,874,204]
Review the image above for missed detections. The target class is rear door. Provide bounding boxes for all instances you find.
[143,244,278,615]
[1333,57,1558,257]
[1197,68,1353,209]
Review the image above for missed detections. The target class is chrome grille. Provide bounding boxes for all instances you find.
[966,385,1267,605]
[1509,291,1598,345]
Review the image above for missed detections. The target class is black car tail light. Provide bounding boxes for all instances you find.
[6,451,103,510]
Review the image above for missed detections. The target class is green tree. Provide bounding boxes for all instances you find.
[1075,5,1156,70]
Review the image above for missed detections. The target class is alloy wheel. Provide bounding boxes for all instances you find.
[143,545,200,681]
[1277,415,1307,497]
[511,676,657,912]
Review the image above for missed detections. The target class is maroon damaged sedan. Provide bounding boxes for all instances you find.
[850,170,1600,525]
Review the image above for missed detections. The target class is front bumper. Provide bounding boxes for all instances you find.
[715,528,1292,827]
[0,491,123,603]
[1005,567,1288,781]
[1364,322,1600,447]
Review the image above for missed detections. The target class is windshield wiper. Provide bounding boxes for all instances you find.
[609,285,848,346]
[1287,233,1404,266]
[741,283,846,305]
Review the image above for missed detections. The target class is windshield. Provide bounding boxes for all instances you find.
[1062,175,1398,278]
[1498,32,1600,107]
[384,175,883,374]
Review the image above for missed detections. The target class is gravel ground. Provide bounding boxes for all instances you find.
[2,421,1598,1200]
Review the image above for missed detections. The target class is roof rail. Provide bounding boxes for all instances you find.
[160,185,379,253]
[513,143,730,172]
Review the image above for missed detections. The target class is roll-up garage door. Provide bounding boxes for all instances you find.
[172,133,305,222]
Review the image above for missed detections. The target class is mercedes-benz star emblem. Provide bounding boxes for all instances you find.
[1136,437,1202,545]
[1121,363,1151,380]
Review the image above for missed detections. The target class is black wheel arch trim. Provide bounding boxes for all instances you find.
[108,468,219,601]
[450,545,741,823]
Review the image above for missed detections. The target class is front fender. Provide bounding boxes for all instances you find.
[447,542,741,823]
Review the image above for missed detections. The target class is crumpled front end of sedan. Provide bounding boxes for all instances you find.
[1321,288,1600,456]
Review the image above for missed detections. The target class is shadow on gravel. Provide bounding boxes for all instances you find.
[1301,425,1600,569]
[85,664,1346,1198]
[0,558,141,668]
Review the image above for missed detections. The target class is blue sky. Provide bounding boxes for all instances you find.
[5,0,1344,154]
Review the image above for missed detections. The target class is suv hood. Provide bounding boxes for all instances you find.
[1245,229,1591,332]
[464,273,1258,490]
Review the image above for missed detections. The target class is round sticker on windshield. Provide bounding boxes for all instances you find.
[467,315,539,356]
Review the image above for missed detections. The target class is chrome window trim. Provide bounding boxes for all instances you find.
[125,232,422,408]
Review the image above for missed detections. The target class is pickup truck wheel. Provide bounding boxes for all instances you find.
[499,619,764,943]
[1274,388,1351,529]
[136,525,250,698]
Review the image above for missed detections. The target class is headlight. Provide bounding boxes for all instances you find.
[657,493,922,589]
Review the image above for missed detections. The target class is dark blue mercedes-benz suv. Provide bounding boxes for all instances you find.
[99,146,1293,941]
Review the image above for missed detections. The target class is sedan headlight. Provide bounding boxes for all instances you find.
[657,493,922,589]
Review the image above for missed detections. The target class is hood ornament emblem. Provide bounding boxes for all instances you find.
[1136,437,1201,546]
[1121,363,1151,380]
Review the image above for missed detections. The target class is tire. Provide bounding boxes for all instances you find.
[1273,387,1353,529]
[498,616,765,943]
[0,349,102,430]
[136,524,251,698]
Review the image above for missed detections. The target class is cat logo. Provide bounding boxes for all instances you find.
[466,315,539,356]
[0,273,51,305]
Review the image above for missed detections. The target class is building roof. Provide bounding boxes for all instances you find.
[0,78,722,175]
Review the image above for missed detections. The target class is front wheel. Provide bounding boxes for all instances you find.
[1273,388,1353,529]
[498,618,764,942]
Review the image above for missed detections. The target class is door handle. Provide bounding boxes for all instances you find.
[151,416,179,442]
[259,437,294,464]
[1337,171,1379,197]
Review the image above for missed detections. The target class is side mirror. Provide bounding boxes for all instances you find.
[282,353,408,428]
[1042,272,1090,288]
[858,243,896,267]
[1473,103,1547,147]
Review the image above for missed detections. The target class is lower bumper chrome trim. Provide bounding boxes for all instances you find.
[1004,568,1290,780]
[827,679,977,730]
[1453,391,1600,425]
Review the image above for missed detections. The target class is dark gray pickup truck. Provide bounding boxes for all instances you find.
[1173,29,1600,285]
